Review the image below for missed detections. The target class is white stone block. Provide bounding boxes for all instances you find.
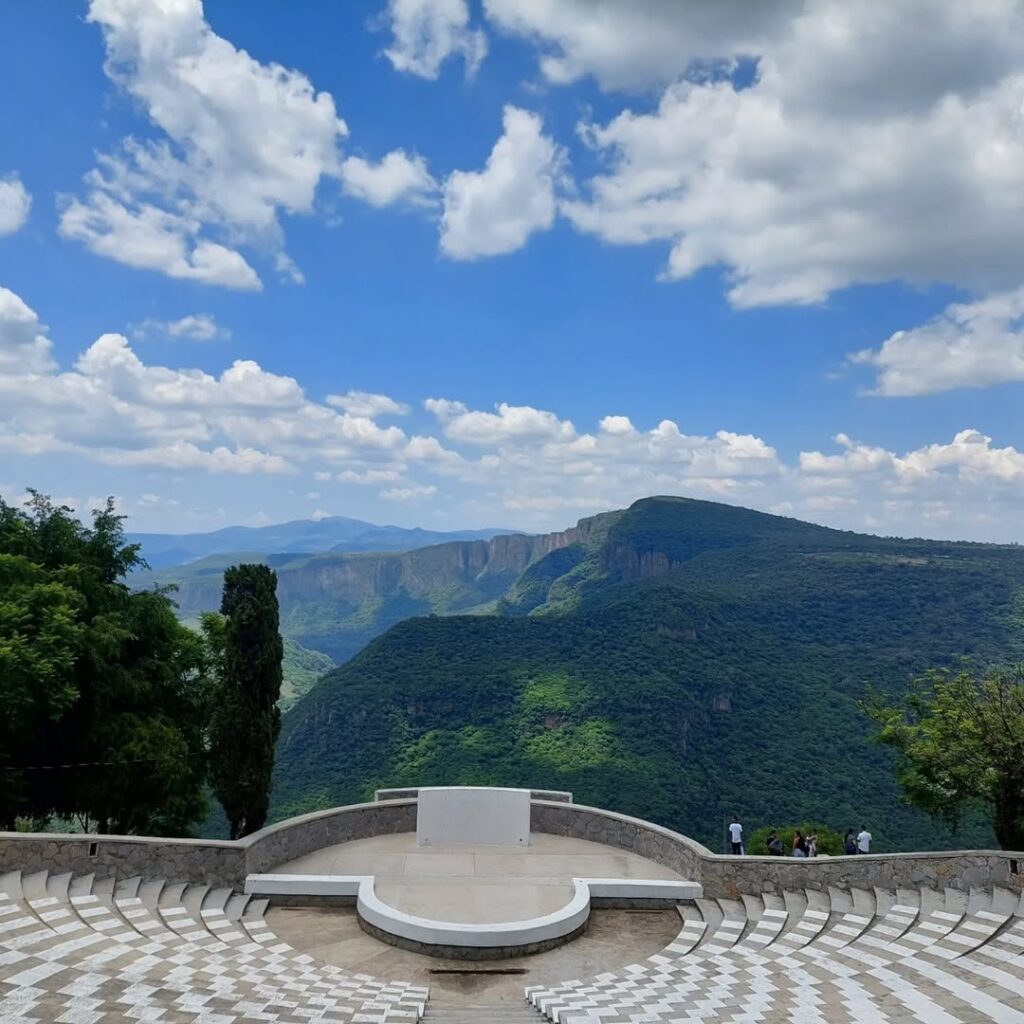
[416,786,531,847]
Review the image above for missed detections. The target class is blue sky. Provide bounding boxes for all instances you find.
[2,1,1024,540]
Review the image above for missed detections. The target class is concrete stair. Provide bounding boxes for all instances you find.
[0,867,428,1022]
[526,884,1024,1023]
[423,1004,545,1023]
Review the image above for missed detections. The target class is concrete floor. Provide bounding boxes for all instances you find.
[267,904,682,1004]
[278,831,684,924]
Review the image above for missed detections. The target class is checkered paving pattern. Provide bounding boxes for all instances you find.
[526,884,1024,1023]
[0,869,428,1023]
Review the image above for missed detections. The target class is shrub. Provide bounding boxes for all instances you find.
[747,822,845,856]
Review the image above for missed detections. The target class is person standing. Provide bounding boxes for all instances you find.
[767,831,784,856]
[728,816,743,855]
[844,829,858,856]
[857,824,872,854]
[792,829,807,857]
[807,831,819,858]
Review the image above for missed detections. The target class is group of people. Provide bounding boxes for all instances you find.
[728,817,872,857]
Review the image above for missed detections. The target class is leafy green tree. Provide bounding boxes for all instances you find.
[747,823,844,857]
[209,564,283,839]
[865,666,1024,850]
[0,493,212,833]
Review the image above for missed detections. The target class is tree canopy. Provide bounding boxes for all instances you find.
[0,493,212,834]
[865,665,1024,850]
[208,563,284,839]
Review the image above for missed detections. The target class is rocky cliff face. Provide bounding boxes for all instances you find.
[165,509,622,619]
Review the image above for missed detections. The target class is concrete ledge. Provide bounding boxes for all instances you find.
[244,872,701,958]
[374,786,573,804]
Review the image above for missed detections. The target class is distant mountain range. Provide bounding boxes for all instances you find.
[267,496,1024,852]
[128,515,512,569]
[133,518,604,664]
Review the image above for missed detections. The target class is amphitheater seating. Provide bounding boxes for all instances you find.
[526,884,1024,1023]
[3,865,1023,1023]
[0,868,428,1023]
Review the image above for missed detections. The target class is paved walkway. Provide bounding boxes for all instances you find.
[266,904,682,1004]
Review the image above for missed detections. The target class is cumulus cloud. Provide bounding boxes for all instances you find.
[132,313,230,341]
[801,429,1024,483]
[384,0,487,79]
[440,106,565,259]
[0,287,56,374]
[482,0,794,91]
[559,1,1024,307]
[851,288,1024,396]
[0,310,414,477]
[341,150,437,207]
[0,174,31,235]
[8,293,1024,541]
[326,390,410,417]
[60,0,349,287]
[426,397,576,444]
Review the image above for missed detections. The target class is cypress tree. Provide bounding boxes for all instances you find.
[209,564,283,839]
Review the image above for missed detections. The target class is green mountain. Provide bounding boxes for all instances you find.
[128,515,511,569]
[270,497,1024,852]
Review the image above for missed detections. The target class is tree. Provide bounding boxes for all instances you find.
[208,564,283,839]
[0,493,212,833]
[864,666,1024,850]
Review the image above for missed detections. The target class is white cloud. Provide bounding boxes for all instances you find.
[440,106,565,259]
[482,0,793,91]
[560,1,1024,306]
[133,313,230,341]
[0,287,56,374]
[7,297,1024,540]
[426,397,576,444]
[599,415,635,436]
[341,150,438,207]
[851,288,1024,396]
[338,468,403,484]
[380,484,438,501]
[61,0,349,287]
[384,0,487,79]
[326,390,410,417]
[0,317,415,477]
[0,174,31,235]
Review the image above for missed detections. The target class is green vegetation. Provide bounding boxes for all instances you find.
[272,497,1024,851]
[865,665,1024,849]
[280,638,334,711]
[0,493,212,834]
[208,565,284,839]
[747,824,844,857]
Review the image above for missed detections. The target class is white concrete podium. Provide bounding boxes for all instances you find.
[416,785,530,846]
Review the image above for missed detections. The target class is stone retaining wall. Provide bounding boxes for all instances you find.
[0,834,244,887]
[530,800,1024,898]
[2,795,1021,897]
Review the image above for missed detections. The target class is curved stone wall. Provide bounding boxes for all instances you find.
[2,793,1021,896]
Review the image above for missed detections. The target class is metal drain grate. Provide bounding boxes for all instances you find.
[429,967,529,976]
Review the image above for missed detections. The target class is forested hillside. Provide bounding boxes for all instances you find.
[272,497,1024,852]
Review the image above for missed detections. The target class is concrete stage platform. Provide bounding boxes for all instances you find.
[275,830,684,924]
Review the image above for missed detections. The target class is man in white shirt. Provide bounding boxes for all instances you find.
[857,825,872,854]
[729,817,743,855]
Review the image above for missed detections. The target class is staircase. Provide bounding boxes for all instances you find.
[423,1003,545,1023]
